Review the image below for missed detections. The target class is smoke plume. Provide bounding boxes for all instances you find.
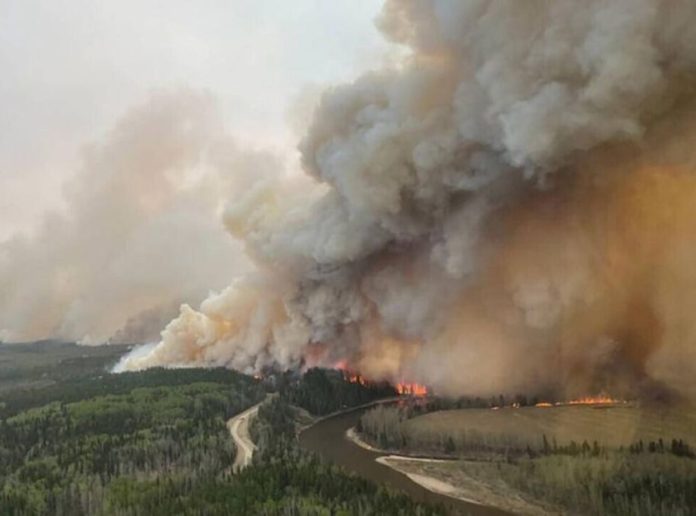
[0,90,282,344]
[118,1,696,400]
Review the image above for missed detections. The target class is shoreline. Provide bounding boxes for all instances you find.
[345,426,488,507]
[297,396,402,434]
[376,456,486,507]
[345,426,453,461]
[346,426,552,515]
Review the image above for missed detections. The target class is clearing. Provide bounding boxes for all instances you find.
[403,403,696,450]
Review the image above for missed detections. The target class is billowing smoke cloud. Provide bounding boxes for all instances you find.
[0,90,282,344]
[119,1,696,400]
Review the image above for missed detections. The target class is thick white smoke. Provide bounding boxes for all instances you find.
[0,90,281,344]
[119,1,696,400]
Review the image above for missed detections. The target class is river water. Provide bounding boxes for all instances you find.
[298,406,510,516]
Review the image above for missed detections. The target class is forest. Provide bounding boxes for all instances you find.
[279,367,397,416]
[0,343,440,515]
[0,366,264,514]
[358,403,696,515]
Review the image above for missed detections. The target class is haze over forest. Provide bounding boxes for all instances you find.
[3,1,696,403]
[4,3,696,516]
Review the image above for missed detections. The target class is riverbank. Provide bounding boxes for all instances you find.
[297,396,402,433]
[347,426,554,515]
[377,457,486,506]
[300,404,509,515]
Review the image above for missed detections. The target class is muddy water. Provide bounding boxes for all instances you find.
[298,407,510,516]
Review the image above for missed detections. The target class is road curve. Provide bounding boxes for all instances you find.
[227,400,263,471]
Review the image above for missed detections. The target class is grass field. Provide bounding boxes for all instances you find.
[380,457,557,516]
[383,451,696,516]
[402,404,696,452]
[370,405,696,515]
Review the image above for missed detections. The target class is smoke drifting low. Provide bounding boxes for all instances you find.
[0,91,282,344]
[118,1,696,400]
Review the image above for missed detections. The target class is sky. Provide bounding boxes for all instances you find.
[0,0,390,241]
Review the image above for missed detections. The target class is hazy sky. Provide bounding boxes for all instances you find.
[0,0,390,240]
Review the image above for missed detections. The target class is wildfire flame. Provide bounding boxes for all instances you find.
[335,363,428,397]
[533,395,627,408]
[396,382,428,397]
[348,373,366,386]
[565,395,625,405]
[338,366,368,386]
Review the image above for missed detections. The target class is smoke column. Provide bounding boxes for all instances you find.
[120,1,696,400]
[0,91,281,344]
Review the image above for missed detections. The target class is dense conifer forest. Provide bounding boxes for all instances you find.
[0,343,440,515]
[280,367,397,416]
[0,367,264,514]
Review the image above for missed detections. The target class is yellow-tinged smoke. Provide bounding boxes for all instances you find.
[118,1,696,400]
[409,162,696,398]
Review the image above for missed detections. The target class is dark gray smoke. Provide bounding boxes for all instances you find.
[119,1,696,400]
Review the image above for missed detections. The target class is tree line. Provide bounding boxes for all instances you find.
[279,367,397,416]
[357,403,696,515]
[0,368,264,515]
[1,365,443,515]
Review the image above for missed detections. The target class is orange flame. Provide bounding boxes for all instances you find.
[565,395,626,406]
[348,373,366,386]
[532,395,627,408]
[396,382,428,396]
[334,363,428,396]
[338,366,368,386]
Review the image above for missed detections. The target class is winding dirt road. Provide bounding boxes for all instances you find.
[227,401,263,471]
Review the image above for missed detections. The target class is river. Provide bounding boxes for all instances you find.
[299,406,510,515]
